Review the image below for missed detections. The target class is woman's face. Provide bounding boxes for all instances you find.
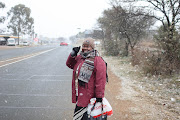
[82,44,93,52]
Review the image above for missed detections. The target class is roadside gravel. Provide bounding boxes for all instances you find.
[0,45,28,50]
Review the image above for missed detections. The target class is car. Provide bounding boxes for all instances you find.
[60,42,68,46]
[0,37,6,45]
[23,41,29,46]
[7,38,16,46]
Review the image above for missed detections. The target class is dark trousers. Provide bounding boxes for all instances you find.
[74,105,107,120]
[74,105,87,120]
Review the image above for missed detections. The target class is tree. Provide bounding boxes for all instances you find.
[146,0,179,34]
[154,23,180,74]
[0,2,5,23]
[92,30,104,39]
[98,4,154,56]
[7,4,34,45]
[144,0,180,74]
[0,2,6,33]
[113,0,180,74]
[118,2,179,50]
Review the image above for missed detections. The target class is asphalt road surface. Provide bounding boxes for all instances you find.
[0,45,74,120]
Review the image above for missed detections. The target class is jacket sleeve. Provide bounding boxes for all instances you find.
[94,56,106,98]
[66,54,77,69]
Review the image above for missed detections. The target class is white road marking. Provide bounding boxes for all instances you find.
[1,74,71,76]
[0,56,26,62]
[0,48,56,68]
[27,75,72,79]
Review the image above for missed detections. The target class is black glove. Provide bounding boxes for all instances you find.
[71,46,81,57]
[96,98,102,102]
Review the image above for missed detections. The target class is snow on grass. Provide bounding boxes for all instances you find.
[98,47,180,119]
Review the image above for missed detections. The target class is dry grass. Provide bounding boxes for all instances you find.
[138,41,157,48]
[95,42,180,120]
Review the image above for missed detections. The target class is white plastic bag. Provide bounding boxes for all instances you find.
[87,97,113,118]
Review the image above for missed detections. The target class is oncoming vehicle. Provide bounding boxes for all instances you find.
[60,42,68,46]
[7,38,16,46]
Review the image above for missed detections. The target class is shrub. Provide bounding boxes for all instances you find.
[132,47,180,76]
[103,39,120,56]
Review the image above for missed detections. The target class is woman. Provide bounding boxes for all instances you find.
[66,38,107,120]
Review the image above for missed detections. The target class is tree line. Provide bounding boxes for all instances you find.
[0,2,34,44]
[97,0,180,75]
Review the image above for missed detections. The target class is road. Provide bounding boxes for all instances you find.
[0,45,74,120]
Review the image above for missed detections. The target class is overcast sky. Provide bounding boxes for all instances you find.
[1,0,111,38]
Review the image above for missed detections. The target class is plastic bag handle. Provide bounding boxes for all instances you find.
[89,101,104,117]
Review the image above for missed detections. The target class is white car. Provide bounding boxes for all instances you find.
[7,38,16,46]
[23,41,29,46]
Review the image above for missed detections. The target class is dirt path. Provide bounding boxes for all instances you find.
[105,68,134,120]
[104,63,179,120]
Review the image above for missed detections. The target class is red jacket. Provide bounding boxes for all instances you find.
[66,54,106,107]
